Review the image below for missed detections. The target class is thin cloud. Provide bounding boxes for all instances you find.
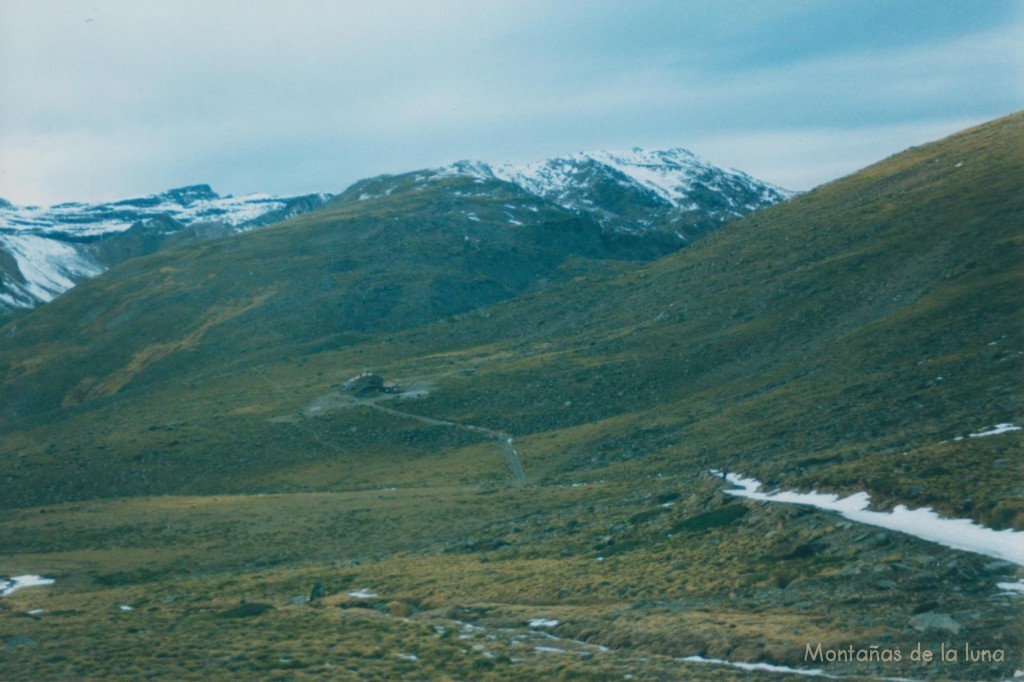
[690,117,997,192]
[0,1,1020,203]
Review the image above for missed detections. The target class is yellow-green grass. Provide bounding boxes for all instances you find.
[6,480,1015,680]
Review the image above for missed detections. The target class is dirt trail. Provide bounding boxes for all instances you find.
[355,399,527,486]
[266,378,528,486]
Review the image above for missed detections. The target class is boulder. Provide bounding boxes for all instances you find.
[908,612,961,634]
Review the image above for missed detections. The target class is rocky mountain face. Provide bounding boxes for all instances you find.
[0,149,790,315]
[492,147,792,237]
[0,185,331,313]
[342,147,792,240]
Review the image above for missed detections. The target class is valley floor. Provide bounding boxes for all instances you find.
[2,473,1020,681]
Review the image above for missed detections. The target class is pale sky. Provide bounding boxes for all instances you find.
[1,0,1021,205]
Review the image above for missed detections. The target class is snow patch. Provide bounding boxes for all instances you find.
[0,575,55,597]
[679,655,838,678]
[346,589,378,599]
[456,621,484,639]
[997,580,1024,595]
[714,470,1024,566]
[969,423,1020,438]
[528,618,559,629]
[534,646,567,654]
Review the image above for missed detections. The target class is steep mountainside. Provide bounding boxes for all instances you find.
[0,185,331,312]
[0,114,1020,680]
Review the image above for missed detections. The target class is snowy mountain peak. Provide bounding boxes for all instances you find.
[494,147,792,213]
[568,146,704,169]
[422,147,792,219]
[455,146,793,239]
[385,146,792,241]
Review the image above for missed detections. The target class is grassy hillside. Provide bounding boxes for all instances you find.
[0,113,1021,680]
[0,173,656,421]
[398,111,1024,528]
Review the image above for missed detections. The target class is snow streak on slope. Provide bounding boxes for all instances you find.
[0,186,330,312]
[0,575,55,597]
[0,233,104,308]
[714,470,1024,566]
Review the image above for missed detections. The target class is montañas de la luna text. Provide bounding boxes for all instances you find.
[805,642,1005,664]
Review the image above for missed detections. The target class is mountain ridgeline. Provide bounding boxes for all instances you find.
[0,148,788,315]
[0,115,1021,680]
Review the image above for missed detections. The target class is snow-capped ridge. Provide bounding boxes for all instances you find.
[432,159,496,182]
[0,185,331,237]
[0,185,332,313]
[420,146,792,225]
[492,146,792,212]
[1,146,790,315]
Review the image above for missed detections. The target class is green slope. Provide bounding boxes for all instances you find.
[3,113,1018,524]
[0,113,1021,680]
[394,111,1024,528]
[0,172,653,419]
